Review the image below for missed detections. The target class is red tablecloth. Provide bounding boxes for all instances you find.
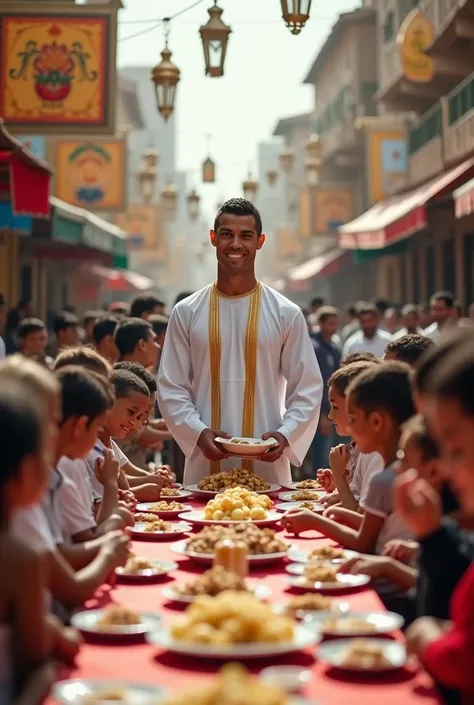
[54,500,441,705]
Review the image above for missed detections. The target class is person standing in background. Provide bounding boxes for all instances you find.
[392,304,424,340]
[424,291,457,341]
[343,303,392,358]
[130,294,166,320]
[341,303,359,344]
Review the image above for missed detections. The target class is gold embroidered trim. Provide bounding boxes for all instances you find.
[209,283,221,474]
[241,284,262,472]
[213,281,260,300]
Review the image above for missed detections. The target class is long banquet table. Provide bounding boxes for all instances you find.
[54,498,441,705]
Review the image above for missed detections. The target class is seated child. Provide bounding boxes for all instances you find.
[384,333,434,367]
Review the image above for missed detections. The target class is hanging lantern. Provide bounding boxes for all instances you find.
[161,180,178,218]
[202,156,216,183]
[242,172,258,202]
[187,188,200,221]
[137,149,158,204]
[151,24,180,121]
[306,133,322,161]
[280,0,312,35]
[305,157,321,187]
[279,147,294,173]
[199,2,232,78]
[266,168,278,186]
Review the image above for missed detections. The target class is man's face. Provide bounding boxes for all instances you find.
[210,213,264,275]
[320,315,339,339]
[108,391,150,439]
[23,329,47,357]
[140,329,160,368]
[431,298,452,326]
[60,325,79,347]
[359,312,378,338]
[403,311,419,332]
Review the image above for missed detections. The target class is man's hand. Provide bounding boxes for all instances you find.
[197,429,231,463]
[280,508,318,535]
[394,469,442,538]
[329,444,349,477]
[258,432,289,463]
[95,448,120,487]
[405,617,448,659]
[339,555,388,580]
[383,539,419,564]
[317,468,336,492]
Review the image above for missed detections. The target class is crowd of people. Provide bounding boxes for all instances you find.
[0,198,473,705]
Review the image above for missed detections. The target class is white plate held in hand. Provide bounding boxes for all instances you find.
[215,437,278,456]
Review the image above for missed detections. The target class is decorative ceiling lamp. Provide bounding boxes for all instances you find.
[161,180,178,218]
[199,1,232,78]
[280,0,312,35]
[279,146,294,173]
[138,148,158,204]
[187,188,200,221]
[266,168,278,186]
[305,133,323,186]
[242,172,258,201]
[151,20,180,121]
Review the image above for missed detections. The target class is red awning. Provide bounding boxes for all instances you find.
[454,177,474,218]
[288,249,348,282]
[88,264,153,292]
[0,119,52,218]
[339,158,474,250]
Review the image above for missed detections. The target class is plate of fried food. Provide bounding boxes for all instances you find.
[162,565,272,604]
[115,555,178,581]
[276,593,350,620]
[186,468,281,497]
[71,606,162,640]
[53,680,166,705]
[304,611,404,637]
[130,520,191,539]
[281,479,322,491]
[215,437,278,457]
[276,501,325,513]
[172,523,290,566]
[148,590,319,659]
[180,487,280,526]
[278,490,324,503]
[286,563,371,593]
[287,546,359,565]
[158,487,193,500]
[136,501,192,518]
[318,638,407,673]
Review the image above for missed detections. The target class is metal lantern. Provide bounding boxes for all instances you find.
[266,168,278,186]
[306,133,322,161]
[161,180,178,218]
[279,147,294,173]
[199,2,232,78]
[242,172,258,201]
[138,149,158,204]
[187,188,200,221]
[202,156,216,183]
[151,40,180,121]
[280,0,312,35]
[305,157,321,187]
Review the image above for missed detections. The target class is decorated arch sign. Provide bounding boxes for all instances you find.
[0,6,118,134]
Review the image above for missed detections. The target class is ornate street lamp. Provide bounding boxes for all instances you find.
[151,22,180,121]
[202,156,216,183]
[161,180,178,218]
[279,147,294,173]
[199,2,232,78]
[266,168,278,186]
[242,172,258,201]
[280,0,312,35]
[187,188,200,221]
[138,148,158,204]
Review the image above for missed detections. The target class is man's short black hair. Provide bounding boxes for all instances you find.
[113,361,157,394]
[213,197,262,235]
[430,290,454,308]
[84,310,104,326]
[347,361,415,426]
[53,312,79,335]
[93,315,120,345]
[345,303,357,316]
[17,317,45,339]
[56,366,114,425]
[341,351,378,366]
[372,298,391,314]
[310,297,325,309]
[385,334,434,366]
[148,314,168,338]
[130,294,165,319]
[109,368,149,399]
[114,318,153,357]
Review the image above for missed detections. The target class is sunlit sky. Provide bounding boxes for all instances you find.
[117,0,360,214]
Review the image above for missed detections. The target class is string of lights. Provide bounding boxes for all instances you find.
[118,0,208,42]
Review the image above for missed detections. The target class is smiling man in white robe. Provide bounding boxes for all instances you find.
[157,198,323,485]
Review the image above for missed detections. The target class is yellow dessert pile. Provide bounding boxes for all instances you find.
[204,487,272,521]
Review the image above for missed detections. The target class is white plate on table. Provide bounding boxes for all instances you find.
[287,573,371,593]
[274,600,350,620]
[304,610,404,637]
[171,539,290,566]
[148,623,319,659]
[276,501,325,513]
[157,488,193,500]
[286,548,359,568]
[281,481,323,491]
[162,583,272,604]
[53,679,166,705]
[278,491,325,503]
[317,638,407,673]
[178,510,281,527]
[71,609,162,639]
[215,437,278,456]
[136,502,193,517]
[130,521,191,539]
[186,483,281,498]
[116,559,178,581]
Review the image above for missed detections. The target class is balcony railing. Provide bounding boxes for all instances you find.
[409,102,442,155]
[445,72,474,164]
[421,0,462,35]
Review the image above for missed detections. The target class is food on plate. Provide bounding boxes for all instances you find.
[283,593,333,617]
[161,487,181,497]
[230,438,252,445]
[185,524,287,555]
[142,519,173,533]
[295,479,321,490]
[174,566,248,597]
[321,617,376,634]
[82,688,126,703]
[304,563,338,584]
[204,487,272,521]
[147,501,185,512]
[133,513,158,523]
[198,468,270,492]
[170,590,294,645]
[289,490,321,501]
[309,546,344,560]
[299,501,318,511]
[159,663,288,705]
[339,639,391,668]
[122,556,161,575]
[97,605,142,626]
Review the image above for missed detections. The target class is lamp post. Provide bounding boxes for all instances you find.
[199,1,232,78]
[137,148,158,204]
[187,188,200,222]
[280,0,312,35]
[242,172,258,202]
[151,22,180,121]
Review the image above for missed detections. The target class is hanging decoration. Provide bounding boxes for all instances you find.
[199,1,232,78]
[266,168,278,186]
[137,148,158,204]
[187,188,200,221]
[242,172,258,201]
[279,147,294,173]
[202,134,216,183]
[151,19,180,121]
[161,180,179,218]
[305,133,323,186]
[280,0,312,35]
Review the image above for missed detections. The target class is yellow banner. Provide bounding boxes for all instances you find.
[398,9,434,84]
[116,204,166,262]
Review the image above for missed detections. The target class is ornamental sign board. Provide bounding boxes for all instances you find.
[0,1,119,134]
[397,9,434,84]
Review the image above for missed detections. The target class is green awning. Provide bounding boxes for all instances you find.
[351,239,408,263]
